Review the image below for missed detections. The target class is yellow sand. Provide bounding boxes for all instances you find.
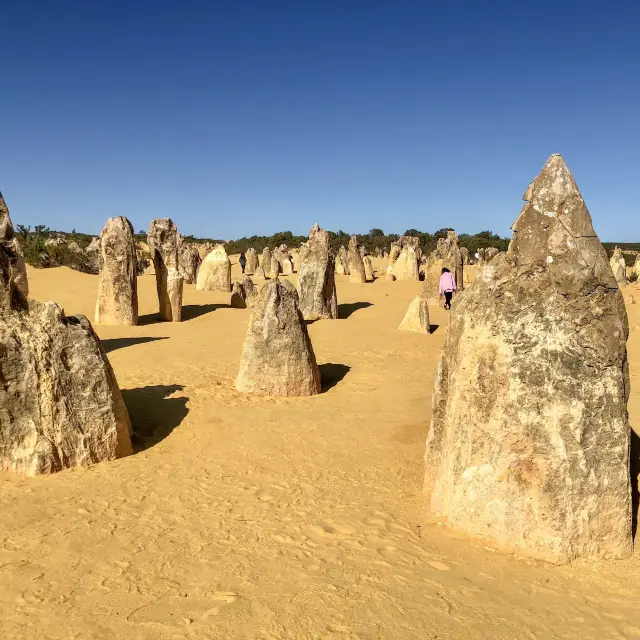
[1,261,639,639]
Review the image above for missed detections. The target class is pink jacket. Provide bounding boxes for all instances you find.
[439,271,457,294]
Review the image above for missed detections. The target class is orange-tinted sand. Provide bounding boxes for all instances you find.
[1,261,639,639]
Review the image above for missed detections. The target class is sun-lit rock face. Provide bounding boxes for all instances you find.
[424,154,632,564]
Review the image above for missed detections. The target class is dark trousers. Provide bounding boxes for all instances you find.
[444,291,453,310]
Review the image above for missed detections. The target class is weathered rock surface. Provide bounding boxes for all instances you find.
[348,236,366,283]
[335,246,350,275]
[253,265,266,280]
[0,194,132,475]
[0,196,29,298]
[297,224,338,320]
[148,219,183,322]
[461,247,469,265]
[262,247,273,272]
[95,217,138,326]
[230,277,258,309]
[363,255,375,282]
[245,248,259,275]
[484,246,499,262]
[385,266,396,281]
[423,231,464,304]
[610,247,627,285]
[196,245,232,292]
[275,245,293,275]
[390,236,421,281]
[178,238,202,284]
[84,236,101,274]
[423,154,632,564]
[399,294,430,333]
[269,254,281,279]
[235,280,321,396]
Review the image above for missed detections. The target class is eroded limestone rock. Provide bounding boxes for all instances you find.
[423,154,632,564]
[297,224,338,320]
[235,279,321,396]
[262,247,273,273]
[363,255,375,282]
[0,194,132,475]
[610,247,627,285]
[390,236,421,281]
[275,245,293,275]
[335,245,350,275]
[196,245,231,292]
[95,217,138,326]
[399,294,430,333]
[148,219,183,322]
[348,236,366,283]
[245,248,259,275]
[230,277,257,309]
[178,238,202,284]
[423,231,464,304]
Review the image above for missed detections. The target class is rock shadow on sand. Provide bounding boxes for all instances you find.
[138,303,230,324]
[102,336,168,353]
[319,363,350,391]
[122,384,189,453]
[338,302,373,319]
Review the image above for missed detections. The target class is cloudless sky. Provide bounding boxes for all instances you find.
[1,1,639,240]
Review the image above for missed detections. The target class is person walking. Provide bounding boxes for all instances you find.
[239,252,247,274]
[439,267,457,310]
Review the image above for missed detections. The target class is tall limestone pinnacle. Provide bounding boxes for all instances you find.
[509,153,614,286]
[423,154,631,564]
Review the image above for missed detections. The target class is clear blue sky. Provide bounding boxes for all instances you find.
[1,1,638,241]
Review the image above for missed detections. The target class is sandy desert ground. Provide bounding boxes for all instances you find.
[1,259,639,640]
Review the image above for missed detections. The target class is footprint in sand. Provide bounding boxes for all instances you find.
[307,521,357,541]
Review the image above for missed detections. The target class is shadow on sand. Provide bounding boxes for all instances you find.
[338,302,373,319]
[631,427,640,540]
[122,384,189,453]
[429,324,440,334]
[138,303,230,325]
[319,363,351,392]
[102,336,168,353]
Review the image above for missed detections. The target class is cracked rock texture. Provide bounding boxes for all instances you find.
[298,224,338,320]
[95,216,138,326]
[0,194,132,475]
[178,238,202,284]
[235,279,321,396]
[423,154,631,564]
[148,219,183,322]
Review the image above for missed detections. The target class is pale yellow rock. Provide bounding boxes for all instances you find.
[197,245,232,292]
[235,280,321,396]
[148,219,184,322]
[399,296,430,333]
[0,193,132,475]
[95,216,138,326]
[424,154,631,564]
